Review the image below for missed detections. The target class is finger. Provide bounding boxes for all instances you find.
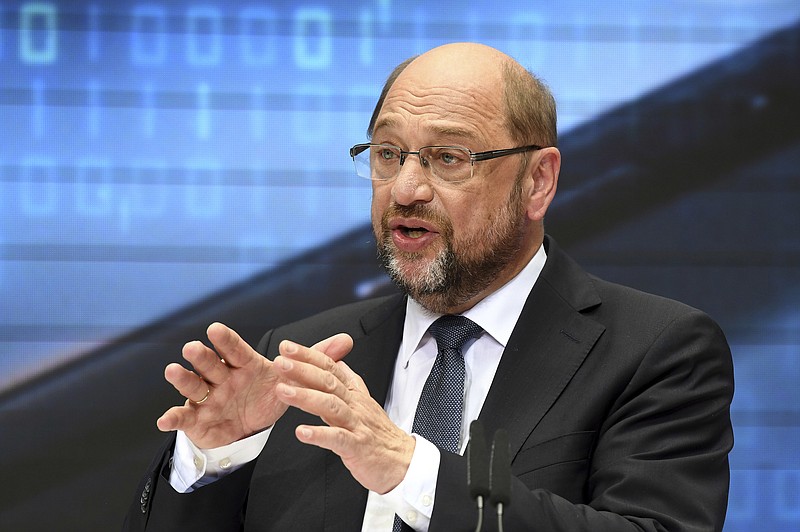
[156,404,198,433]
[294,424,345,453]
[274,355,343,398]
[206,322,259,369]
[280,340,351,386]
[164,362,211,404]
[182,340,229,386]
[311,333,354,363]
[276,382,355,430]
[334,360,369,394]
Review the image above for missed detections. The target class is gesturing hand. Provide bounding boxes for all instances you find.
[273,340,417,495]
[156,322,353,449]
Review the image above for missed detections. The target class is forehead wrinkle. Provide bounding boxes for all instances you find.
[375,110,483,146]
[376,85,504,145]
[387,85,501,116]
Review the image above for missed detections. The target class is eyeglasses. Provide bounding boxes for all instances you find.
[349,143,543,184]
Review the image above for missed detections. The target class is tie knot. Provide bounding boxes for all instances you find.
[429,315,483,353]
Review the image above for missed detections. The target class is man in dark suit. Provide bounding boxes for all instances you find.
[125,42,734,531]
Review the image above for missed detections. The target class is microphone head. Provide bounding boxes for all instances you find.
[467,419,490,500]
[489,429,511,507]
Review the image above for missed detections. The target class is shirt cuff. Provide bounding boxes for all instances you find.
[168,428,272,493]
[384,434,440,530]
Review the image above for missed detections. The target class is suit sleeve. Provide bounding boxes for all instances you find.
[122,432,258,532]
[121,330,279,531]
[430,310,734,532]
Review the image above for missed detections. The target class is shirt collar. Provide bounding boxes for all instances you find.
[398,243,548,366]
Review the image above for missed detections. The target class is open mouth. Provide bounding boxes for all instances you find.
[400,226,430,239]
[387,216,438,246]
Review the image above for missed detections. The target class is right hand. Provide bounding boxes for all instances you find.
[156,322,354,449]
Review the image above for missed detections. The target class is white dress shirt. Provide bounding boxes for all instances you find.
[170,244,547,531]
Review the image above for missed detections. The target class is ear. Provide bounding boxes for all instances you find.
[526,147,560,222]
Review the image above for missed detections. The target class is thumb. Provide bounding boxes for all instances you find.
[311,333,354,362]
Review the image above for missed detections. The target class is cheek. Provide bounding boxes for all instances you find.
[370,186,388,220]
[447,190,512,243]
[446,200,486,236]
[370,203,383,234]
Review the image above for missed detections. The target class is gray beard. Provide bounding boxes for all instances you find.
[377,238,462,312]
[376,182,526,314]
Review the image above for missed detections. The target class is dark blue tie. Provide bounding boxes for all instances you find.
[392,315,483,531]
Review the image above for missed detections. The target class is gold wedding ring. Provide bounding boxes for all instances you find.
[192,387,211,405]
[192,375,211,405]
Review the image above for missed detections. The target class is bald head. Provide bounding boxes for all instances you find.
[401,42,511,85]
[367,43,557,147]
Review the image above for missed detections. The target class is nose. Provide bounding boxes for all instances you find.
[390,153,434,206]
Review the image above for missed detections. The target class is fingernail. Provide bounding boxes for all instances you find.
[280,384,296,397]
[299,427,312,439]
[277,356,293,370]
[283,341,298,354]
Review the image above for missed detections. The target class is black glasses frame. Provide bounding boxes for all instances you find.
[349,143,543,164]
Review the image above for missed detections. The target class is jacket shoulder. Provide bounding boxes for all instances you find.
[257,293,405,355]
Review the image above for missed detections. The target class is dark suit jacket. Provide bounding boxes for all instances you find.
[124,236,734,531]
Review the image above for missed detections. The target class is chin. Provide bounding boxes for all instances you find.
[394,259,437,285]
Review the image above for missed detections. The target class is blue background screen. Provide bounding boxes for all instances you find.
[1,1,798,529]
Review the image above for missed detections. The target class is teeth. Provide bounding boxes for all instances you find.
[407,229,427,239]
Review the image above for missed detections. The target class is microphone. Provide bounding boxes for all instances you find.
[467,420,490,532]
[489,429,511,532]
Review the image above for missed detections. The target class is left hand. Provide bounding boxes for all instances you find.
[274,338,416,495]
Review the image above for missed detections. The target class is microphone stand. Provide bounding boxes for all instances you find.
[489,429,511,532]
[467,420,490,532]
[467,421,512,531]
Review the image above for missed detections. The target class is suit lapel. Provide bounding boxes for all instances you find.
[323,293,406,531]
[347,293,407,404]
[479,238,605,457]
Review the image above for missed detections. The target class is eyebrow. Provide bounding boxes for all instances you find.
[370,116,397,138]
[430,125,481,143]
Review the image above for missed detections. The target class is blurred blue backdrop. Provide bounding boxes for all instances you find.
[1,1,798,529]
